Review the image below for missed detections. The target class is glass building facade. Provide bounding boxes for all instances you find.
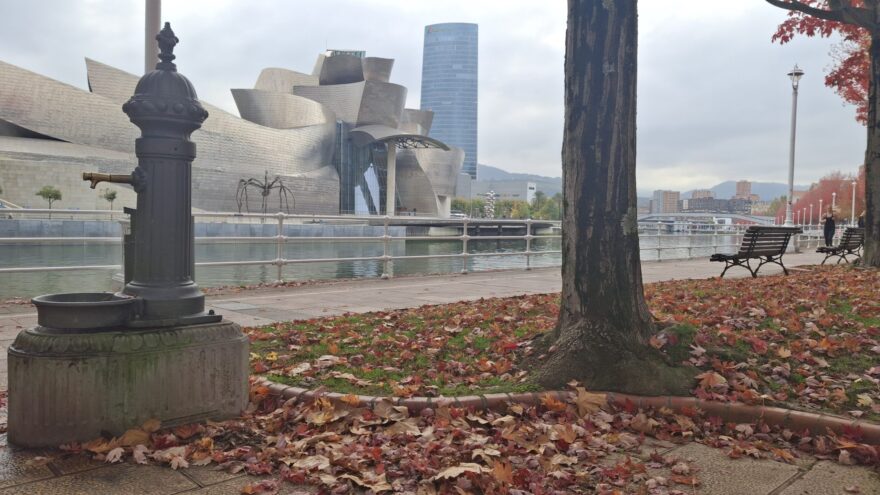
[420,23,478,179]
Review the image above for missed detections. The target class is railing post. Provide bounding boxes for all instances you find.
[380,215,391,279]
[275,212,284,283]
[712,223,718,254]
[656,221,662,261]
[525,219,532,270]
[461,219,470,274]
[687,223,693,259]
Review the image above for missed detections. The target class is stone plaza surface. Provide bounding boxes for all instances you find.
[0,252,878,492]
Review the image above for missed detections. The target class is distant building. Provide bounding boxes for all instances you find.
[421,23,478,179]
[751,201,773,215]
[735,180,752,199]
[652,190,680,214]
[471,180,536,203]
[684,197,752,215]
[691,189,715,199]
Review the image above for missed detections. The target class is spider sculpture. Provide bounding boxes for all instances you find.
[236,171,295,214]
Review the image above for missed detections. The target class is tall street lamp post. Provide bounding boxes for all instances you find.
[784,65,804,226]
[809,203,813,226]
[819,198,823,218]
[851,180,857,225]
[832,191,837,212]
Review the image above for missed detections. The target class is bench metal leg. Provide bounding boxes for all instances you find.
[755,255,787,277]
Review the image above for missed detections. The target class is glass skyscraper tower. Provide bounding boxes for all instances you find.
[420,23,478,178]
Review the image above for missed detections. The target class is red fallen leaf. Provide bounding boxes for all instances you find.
[172,423,203,440]
[540,393,567,412]
[696,371,727,389]
[670,474,701,486]
[240,479,279,494]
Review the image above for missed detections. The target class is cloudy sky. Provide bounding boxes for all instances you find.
[0,0,866,192]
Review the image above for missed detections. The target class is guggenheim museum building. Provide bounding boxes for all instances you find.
[0,50,463,217]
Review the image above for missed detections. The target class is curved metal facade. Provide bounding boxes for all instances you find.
[231,89,336,129]
[1,45,464,217]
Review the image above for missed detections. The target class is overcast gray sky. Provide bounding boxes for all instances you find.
[0,0,866,192]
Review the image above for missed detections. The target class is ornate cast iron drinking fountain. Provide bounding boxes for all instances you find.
[8,24,249,447]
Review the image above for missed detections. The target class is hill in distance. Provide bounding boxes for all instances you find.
[477,165,808,203]
[476,164,562,196]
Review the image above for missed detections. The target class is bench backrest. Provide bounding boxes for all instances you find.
[839,227,865,250]
[737,226,802,257]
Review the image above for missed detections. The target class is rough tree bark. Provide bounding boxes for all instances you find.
[532,0,692,395]
[767,0,879,267]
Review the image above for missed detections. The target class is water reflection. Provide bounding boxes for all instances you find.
[0,235,743,299]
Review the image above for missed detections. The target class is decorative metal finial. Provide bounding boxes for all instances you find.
[156,22,178,71]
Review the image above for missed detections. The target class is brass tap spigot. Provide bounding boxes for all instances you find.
[82,172,134,189]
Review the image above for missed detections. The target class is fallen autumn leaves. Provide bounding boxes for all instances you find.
[49,266,880,492]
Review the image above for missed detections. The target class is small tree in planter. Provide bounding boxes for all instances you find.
[36,186,62,218]
[102,189,117,210]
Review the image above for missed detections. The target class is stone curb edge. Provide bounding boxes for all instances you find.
[256,378,880,445]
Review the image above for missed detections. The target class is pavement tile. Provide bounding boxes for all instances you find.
[45,451,105,476]
[665,442,800,495]
[210,302,259,311]
[178,465,245,487]
[176,476,316,494]
[777,461,880,495]
[0,464,197,495]
[0,438,53,489]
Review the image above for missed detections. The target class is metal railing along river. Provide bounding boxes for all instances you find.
[0,209,839,289]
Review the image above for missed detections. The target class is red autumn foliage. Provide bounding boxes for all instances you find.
[772,0,870,124]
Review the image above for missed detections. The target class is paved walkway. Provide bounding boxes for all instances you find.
[1,252,878,493]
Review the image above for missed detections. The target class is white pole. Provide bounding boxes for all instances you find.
[784,65,803,226]
[809,203,813,226]
[145,0,161,74]
[851,180,857,225]
[385,144,397,216]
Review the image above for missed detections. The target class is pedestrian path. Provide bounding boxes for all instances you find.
[1,251,877,493]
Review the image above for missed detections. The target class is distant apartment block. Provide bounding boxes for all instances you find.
[652,190,681,214]
[471,180,536,203]
[421,23,478,179]
[691,189,715,199]
[735,180,752,199]
[684,197,753,215]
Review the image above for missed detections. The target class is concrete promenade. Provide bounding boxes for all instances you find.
[0,252,878,493]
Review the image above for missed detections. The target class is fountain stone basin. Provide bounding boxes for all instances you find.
[32,293,139,330]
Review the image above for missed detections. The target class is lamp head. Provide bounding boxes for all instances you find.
[787,64,804,89]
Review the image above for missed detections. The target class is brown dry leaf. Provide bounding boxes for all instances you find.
[373,400,409,421]
[105,447,125,463]
[385,419,422,437]
[172,424,202,440]
[540,393,567,412]
[574,387,606,416]
[491,460,513,484]
[141,418,161,433]
[83,437,121,454]
[431,463,488,481]
[293,455,331,471]
[630,412,659,434]
[119,428,150,447]
[339,473,392,492]
[340,394,361,407]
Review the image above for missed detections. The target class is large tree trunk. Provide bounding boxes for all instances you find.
[533,0,692,395]
[865,34,880,267]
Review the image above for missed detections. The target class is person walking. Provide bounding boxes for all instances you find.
[822,207,836,247]
[858,210,866,228]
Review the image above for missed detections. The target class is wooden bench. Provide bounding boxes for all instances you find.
[817,227,864,264]
[710,226,802,278]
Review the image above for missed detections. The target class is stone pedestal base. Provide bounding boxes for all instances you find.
[7,321,248,448]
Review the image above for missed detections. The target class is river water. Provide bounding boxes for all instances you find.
[0,234,743,299]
